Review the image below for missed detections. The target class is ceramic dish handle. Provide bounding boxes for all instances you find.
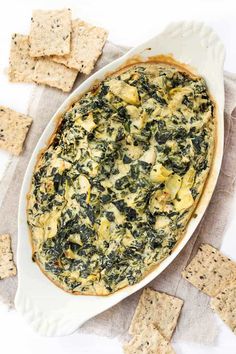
[15,290,83,336]
[156,21,225,117]
[162,21,225,71]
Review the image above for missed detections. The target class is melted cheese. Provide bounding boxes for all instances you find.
[27,62,215,296]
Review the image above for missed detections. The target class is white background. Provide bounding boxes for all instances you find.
[0,0,236,353]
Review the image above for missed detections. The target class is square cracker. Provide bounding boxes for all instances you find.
[129,288,183,341]
[8,34,37,83]
[0,234,16,279]
[124,324,175,354]
[29,9,71,57]
[210,282,236,334]
[32,58,78,92]
[182,244,236,297]
[0,106,32,155]
[52,19,108,74]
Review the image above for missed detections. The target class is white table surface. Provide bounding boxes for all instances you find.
[0,0,236,353]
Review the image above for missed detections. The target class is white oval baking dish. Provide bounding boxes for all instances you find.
[15,21,225,336]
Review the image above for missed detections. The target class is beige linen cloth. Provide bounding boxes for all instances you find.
[0,42,236,344]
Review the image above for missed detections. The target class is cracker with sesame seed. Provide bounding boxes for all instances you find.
[52,19,108,74]
[210,282,236,335]
[129,288,183,341]
[0,234,16,279]
[8,33,37,83]
[29,9,72,57]
[182,244,236,296]
[0,106,32,155]
[32,58,78,92]
[124,324,175,354]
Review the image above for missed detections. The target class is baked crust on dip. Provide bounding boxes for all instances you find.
[27,62,215,295]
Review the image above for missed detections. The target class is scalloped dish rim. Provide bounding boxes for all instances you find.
[15,21,225,336]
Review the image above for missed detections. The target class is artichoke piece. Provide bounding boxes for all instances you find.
[40,210,61,239]
[50,157,71,174]
[126,105,146,132]
[126,105,139,120]
[68,270,81,281]
[78,175,91,203]
[68,234,82,245]
[150,162,172,183]
[108,79,140,105]
[149,189,172,213]
[174,189,194,211]
[165,174,182,199]
[174,167,196,211]
[140,147,156,165]
[125,143,144,160]
[155,215,170,229]
[122,230,134,247]
[75,112,97,132]
[169,87,193,111]
[97,217,110,240]
[64,248,79,260]
[182,166,196,189]
[65,183,75,201]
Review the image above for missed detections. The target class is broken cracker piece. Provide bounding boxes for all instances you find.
[0,234,16,280]
[124,324,175,354]
[32,58,78,92]
[29,9,72,57]
[211,282,236,335]
[52,19,107,74]
[8,33,36,83]
[182,244,236,297]
[129,288,183,341]
[0,106,32,155]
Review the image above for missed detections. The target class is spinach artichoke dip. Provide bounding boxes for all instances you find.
[27,62,215,295]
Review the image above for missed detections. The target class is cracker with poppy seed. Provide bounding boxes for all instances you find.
[52,19,108,74]
[129,288,183,341]
[0,106,32,155]
[124,324,175,354]
[211,282,236,335]
[182,244,236,296]
[8,34,36,83]
[29,9,72,57]
[0,234,16,279]
[32,58,78,92]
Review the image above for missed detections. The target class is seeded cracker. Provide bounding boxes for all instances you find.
[211,282,236,335]
[0,234,16,279]
[129,288,183,341]
[0,106,32,155]
[182,244,236,296]
[52,19,108,74]
[124,324,175,354]
[8,34,36,83]
[32,59,78,92]
[29,9,72,57]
